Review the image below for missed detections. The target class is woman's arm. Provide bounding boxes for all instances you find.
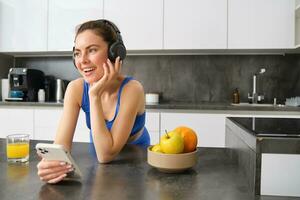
[90,80,144,163]
[37,79,83,184]
[54,79,82,151]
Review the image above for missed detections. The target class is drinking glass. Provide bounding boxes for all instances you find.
[6,134,30,163]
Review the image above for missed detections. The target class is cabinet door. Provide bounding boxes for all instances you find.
[161,112,226,147]
[34,107,63,141]
[0,107,34,139]
[164,0,227,49]
[48,0,103,51]
[0,0,47,52]
[34,108,90,142]
[104,0,163,50]
[145,111,160,145]
[228,0,295,49]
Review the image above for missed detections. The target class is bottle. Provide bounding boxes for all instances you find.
[38,89,45,102]
[232,88,240,104]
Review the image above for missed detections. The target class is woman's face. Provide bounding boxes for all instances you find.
[73,30,108,84]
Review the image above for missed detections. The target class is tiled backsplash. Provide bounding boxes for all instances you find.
[7,54,300,104]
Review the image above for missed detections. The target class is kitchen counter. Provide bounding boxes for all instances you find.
[0,139,299,200]
[226,118,300,197]
[1,101,300,114]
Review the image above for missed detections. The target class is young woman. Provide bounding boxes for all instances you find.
[37,19,150,184]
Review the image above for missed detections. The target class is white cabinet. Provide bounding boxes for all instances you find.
[228,0,295,49]
[104,0,163,50]
[0,0,47,52]
[145,111,160,145]
[296,0,300,47]
[160,112,226,148]
[34,107,62,141]
[0,107,34,139]
[48,0,103,51]
[34,107,90,142]
[164,0,227,49]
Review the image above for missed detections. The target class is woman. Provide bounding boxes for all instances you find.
[37,19,150,184]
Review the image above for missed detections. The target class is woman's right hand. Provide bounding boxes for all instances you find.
[37,159,73,184]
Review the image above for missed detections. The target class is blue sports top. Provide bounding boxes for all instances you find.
[81,77,150,146]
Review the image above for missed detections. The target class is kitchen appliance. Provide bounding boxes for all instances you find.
[44,75,56,102]
[55,79,67,103]
[8,68,45,101]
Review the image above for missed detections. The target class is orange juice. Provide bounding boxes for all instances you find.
[6,143,29,159]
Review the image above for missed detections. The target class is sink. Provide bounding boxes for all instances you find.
[231,102,274,107]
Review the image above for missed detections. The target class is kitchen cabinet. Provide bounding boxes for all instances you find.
[145,111,160,145]
[160,112,226,147]
[0,107,34,139]
[103,0,163,50]
[164,0,227,49]
[228,0,295,49]
[296,0,300,47]
[34,107,90,142]
[0,0,47,52]
[48,0,103,51]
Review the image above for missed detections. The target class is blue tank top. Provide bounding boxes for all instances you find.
[81,77,150,146]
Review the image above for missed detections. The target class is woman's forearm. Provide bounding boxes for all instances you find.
[89,96,117,161]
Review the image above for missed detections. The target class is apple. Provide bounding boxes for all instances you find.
[160,130,184,154]
[151,144,162,153]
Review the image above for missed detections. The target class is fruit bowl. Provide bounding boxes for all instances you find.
[147,146,198,173]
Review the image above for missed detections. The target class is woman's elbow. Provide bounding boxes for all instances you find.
[96,154,114,164]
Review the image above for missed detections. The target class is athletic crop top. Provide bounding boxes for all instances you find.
[81,77,150,145]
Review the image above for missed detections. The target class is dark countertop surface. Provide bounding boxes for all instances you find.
[0,139,299,200]
[228,117,300,138]
[1,101,300,113]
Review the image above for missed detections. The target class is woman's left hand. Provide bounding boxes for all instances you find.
[89,56,122,98]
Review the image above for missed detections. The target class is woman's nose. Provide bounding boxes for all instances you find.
[78,52,89,64]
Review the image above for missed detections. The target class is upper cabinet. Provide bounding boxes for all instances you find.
[0,0,47,52]
[296,0,300,48]
[103,0,163,50]
[228,0,295,49]
[164,0,227,49]
[48,0,103,51]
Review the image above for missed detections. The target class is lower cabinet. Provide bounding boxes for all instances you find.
[34,107,90,142]
[160,112,226,148]
[145,111,160,145]
[0,107,34,139]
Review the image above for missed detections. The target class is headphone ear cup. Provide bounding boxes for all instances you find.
[108,41,127,62]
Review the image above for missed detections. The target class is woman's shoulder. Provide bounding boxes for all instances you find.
[123,78,144,94]
[64,78,84,104]
[67,78,84,90]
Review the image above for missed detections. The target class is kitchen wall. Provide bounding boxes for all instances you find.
[11,54,300,104]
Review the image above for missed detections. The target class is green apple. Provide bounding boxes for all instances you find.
[151,144,162,153]
[160,131,184,154]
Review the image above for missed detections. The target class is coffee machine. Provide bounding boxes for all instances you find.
[8,68,45,101]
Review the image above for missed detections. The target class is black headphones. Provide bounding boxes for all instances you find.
[72,19,127,68]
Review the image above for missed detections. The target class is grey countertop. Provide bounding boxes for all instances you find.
[0,139,299,200]
[0,101,300,113]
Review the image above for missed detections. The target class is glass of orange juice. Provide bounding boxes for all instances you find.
[6,134,30,163]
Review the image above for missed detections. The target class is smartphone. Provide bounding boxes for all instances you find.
[35,143,82,179]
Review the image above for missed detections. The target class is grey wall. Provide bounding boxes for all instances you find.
[14,54,300,104]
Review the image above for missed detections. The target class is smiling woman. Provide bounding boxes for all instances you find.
[36,19,150,184]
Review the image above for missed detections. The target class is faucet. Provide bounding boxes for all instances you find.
[248,68,266,104]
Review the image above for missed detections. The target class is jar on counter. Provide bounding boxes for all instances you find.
[232,88,240,104]
[38,89,45,102]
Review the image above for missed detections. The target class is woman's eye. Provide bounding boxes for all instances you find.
[89,48,97,53]
[73,52,80,58]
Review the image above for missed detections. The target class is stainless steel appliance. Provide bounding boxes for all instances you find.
[8,68,45,101]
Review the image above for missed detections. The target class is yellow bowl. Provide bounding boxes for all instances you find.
[147,146,198,173]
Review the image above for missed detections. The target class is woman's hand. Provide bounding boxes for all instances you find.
[37,159,73,184]
[89,56,122,98]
